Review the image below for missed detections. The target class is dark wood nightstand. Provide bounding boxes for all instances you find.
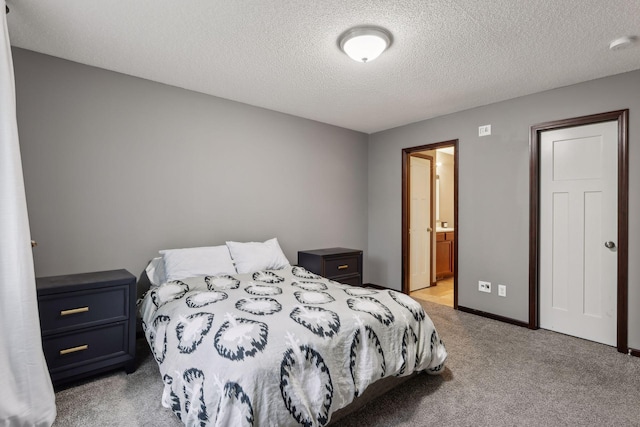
[36,269,136,386]
[298,248,363,287]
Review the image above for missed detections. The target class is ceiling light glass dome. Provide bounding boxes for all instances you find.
[339,27,392,63]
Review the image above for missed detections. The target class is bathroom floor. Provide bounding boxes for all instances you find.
[410,277,454,307]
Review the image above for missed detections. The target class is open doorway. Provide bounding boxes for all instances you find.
[402,140,458,308]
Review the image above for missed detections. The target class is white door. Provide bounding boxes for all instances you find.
[539,121,618,346]
[409,156,432,291]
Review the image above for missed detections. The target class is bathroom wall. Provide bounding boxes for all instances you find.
[436,151,454,225]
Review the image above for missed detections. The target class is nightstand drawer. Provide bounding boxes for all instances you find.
[324,256,359,278]
[334,275,361,287]
[38,286,129,335]
[43,322,129,372]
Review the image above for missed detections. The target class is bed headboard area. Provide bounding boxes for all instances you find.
[136,268,152,302]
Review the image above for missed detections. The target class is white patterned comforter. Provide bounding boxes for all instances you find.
[140,266,447,427]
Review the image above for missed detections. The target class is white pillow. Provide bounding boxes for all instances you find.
[160,245,237,282]
[145,257,167,287]
[226,238,290,274]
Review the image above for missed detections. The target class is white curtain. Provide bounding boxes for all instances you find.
[0,2,57,426]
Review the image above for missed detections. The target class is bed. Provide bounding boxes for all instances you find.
[139,240,447,427]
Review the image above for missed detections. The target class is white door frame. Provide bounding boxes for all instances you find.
[401,139,458,308]
[529,110,629,353]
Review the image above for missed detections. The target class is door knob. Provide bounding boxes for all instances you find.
[427,227,432,232]
[604,241,616,249]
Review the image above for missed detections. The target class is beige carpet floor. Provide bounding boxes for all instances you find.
[53,300,640,426]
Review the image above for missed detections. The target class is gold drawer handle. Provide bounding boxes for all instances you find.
[60,345,88,355]
[337,265,349,270]
[60,306,89,316]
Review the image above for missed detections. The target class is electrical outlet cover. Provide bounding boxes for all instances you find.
[498,284,506,297]
[478,281,491,293]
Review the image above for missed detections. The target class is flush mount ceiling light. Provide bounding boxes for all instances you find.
[339,26,392,63]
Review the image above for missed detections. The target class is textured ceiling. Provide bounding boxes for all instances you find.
[6,0,640,134]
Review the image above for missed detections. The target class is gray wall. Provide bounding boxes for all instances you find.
[368,70,640,348]
[13,48,369,280]
[12,47,640,349]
